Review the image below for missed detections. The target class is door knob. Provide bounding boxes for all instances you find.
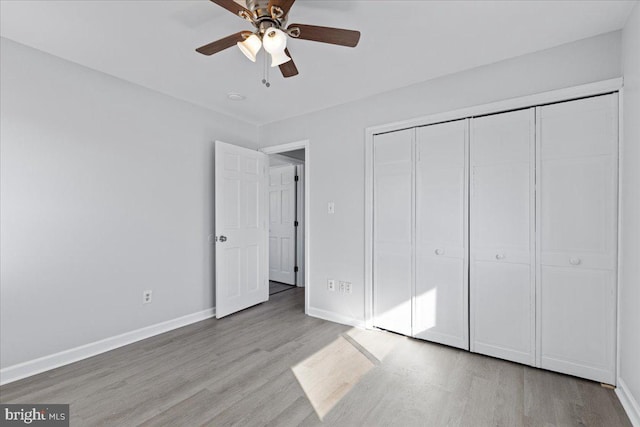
[219,235,227,242]
[570,257,581,266]
[496,253,505,260]
[435,248,444,255]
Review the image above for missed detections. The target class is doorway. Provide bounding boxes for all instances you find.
[268,154,304,296]
[261,141,310,313]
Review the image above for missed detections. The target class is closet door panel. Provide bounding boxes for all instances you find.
[470,109,535,365]
[540,155,617,270]
[417,167,466,258]
[473,262,534,364]
[373,129,413,336]
[472,163,531,263]
[540,267,615,380]
[415,257,465,347]
[414,120,468,349]
[537,94,618,384]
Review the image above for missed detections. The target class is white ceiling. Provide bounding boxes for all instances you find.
[0,0,635,125]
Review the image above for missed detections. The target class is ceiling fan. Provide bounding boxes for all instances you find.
[195,0,361,78]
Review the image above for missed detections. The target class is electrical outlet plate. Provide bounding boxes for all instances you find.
[345,282,352,294]
[336,281,352,294]
[327,279,336,291]
[328,202,335,214]
[143,290,152,304]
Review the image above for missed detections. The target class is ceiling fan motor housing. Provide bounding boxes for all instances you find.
[245,0,287,34]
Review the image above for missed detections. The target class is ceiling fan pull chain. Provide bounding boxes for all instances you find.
[262,50,271,88]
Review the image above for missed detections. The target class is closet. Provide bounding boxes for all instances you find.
[536,95,618,384]
[373,120,469,349]
[373,128,413,337]
[470,109,535,366]
[414,120,469,349]
[372,93,618,384]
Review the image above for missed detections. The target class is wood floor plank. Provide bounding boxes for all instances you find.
[493,360,526,426]
[0,288,632,426]
[265,396,315,427]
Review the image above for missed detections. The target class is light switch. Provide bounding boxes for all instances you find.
[328,202,335,214]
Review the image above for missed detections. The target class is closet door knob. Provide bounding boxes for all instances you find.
[570,257,581,266]
[435,248,444,255]
[219,235,227,242]
[496,253,505,260]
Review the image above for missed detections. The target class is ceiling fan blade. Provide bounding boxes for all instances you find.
[279,48,299,78]
[268,0,296,17]
[287,23,360,47]
[196,31,251,56]
[209,0,252,20]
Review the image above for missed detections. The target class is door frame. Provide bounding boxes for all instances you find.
[364,78,622,329]
[261,140,310,315]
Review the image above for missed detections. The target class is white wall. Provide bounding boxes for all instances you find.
[619,2,640,423]
[0,38,258,369]
[259,31,623,324]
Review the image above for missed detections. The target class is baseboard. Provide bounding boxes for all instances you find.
[0,307,216,386]
[616,377,640,427]
[307,306,365,329]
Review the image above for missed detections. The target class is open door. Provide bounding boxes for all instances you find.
[215,141,268,318]
[269,164,297,285]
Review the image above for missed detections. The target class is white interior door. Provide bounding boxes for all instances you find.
[269,164,296,285]
[414,119,469,349]
[215,141,268,319]
[537,94,618,384]
[470,108,536,366]
[373,129,413,336]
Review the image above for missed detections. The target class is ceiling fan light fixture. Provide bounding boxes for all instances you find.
[262,27,290,67]
[269,50,292,67]
[237,33,262,62]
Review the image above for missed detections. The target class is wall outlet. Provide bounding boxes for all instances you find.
[143,290,152,304]
[327,202,335,214]
[335,281,352,294]
[327,279,336,291]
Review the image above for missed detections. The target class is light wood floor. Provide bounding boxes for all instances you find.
[0,288,631,426]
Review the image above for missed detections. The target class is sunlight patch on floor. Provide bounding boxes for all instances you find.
[345,327,405,362]
[291,336,374,420]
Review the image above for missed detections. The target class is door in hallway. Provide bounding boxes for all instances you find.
[268,164,296,285]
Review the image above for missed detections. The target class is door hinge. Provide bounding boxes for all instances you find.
[294,175,299,182]
[294,221,299,227]
[294,266,299,272]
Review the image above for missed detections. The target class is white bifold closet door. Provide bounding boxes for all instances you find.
[536,94,618,384]
[414,120,469,349]
[373,129,413,336]
[470,109,536,366]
